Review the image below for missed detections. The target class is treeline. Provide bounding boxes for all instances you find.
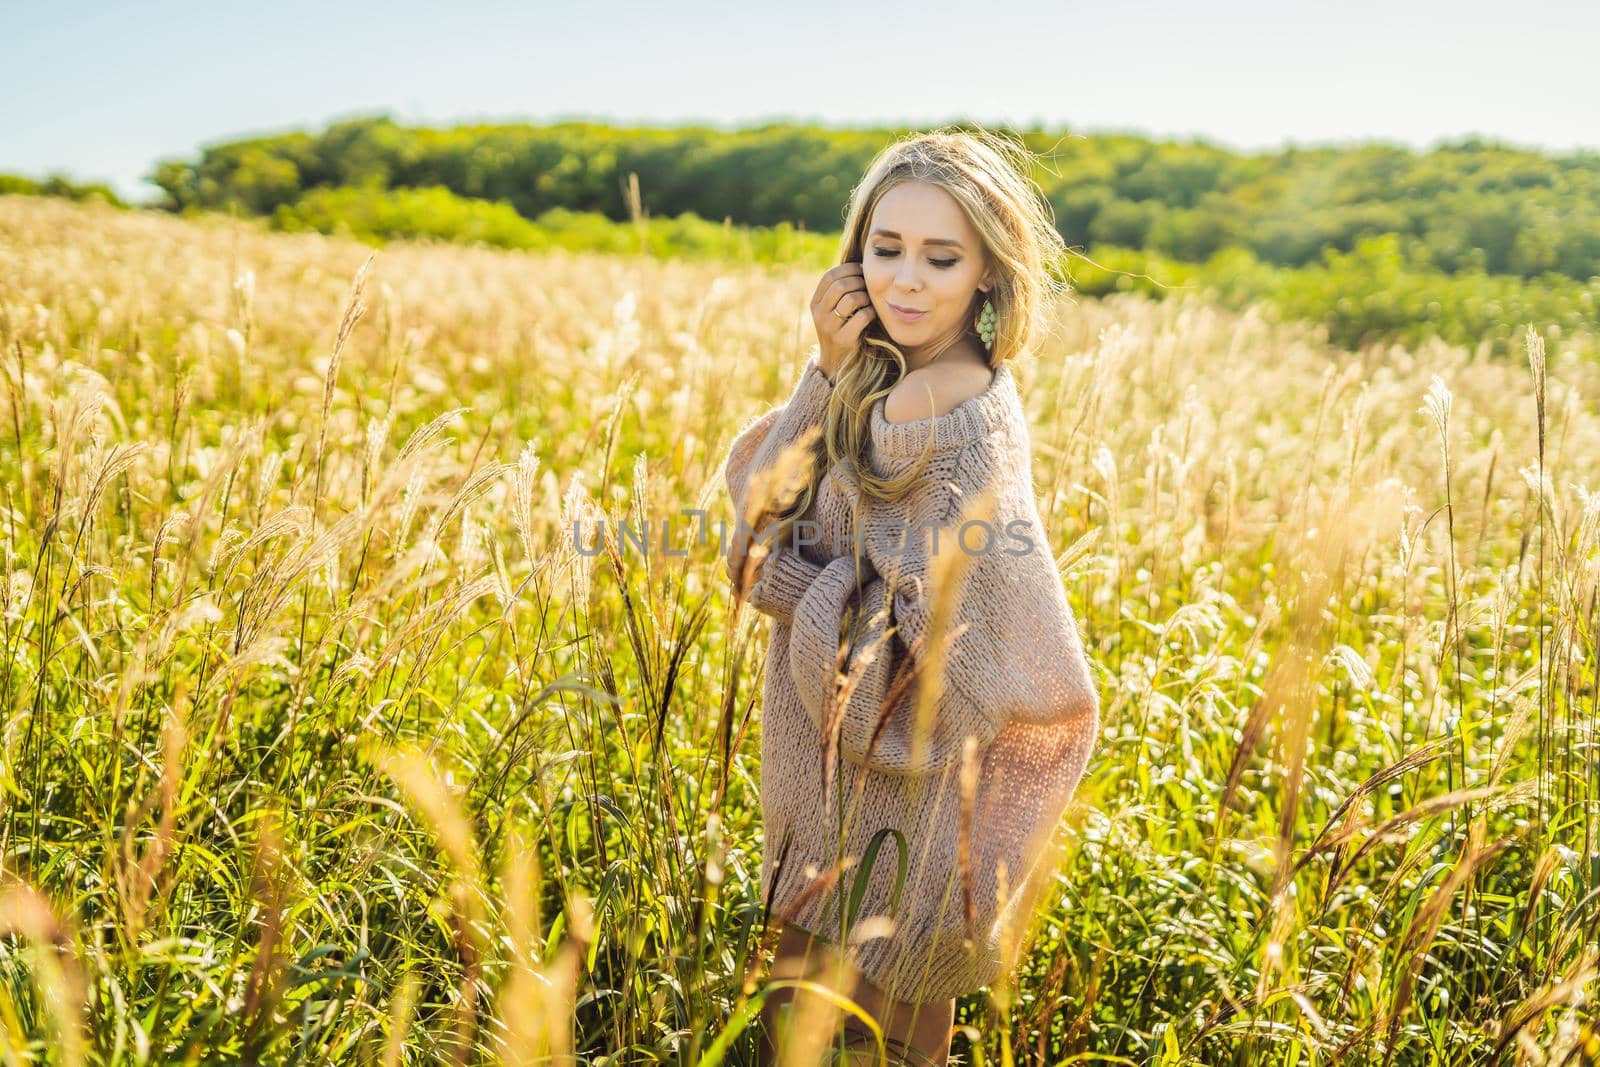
[260,181,1592,356]
[272,185,828,263]
[0,172,126,207]
[5,117,1594,357]
[146,115,1600,284]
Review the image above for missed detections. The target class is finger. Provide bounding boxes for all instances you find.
[811,265,853,309]
[820,275,868,312]
[829,289,871,321]
[836,301,876,344]
[815,279,863,318]
[822,291,869,334]
[811,264,864,310]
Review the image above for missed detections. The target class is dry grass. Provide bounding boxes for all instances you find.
[1,194,1598,1064]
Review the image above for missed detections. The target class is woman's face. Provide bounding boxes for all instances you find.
[861,180,991,359]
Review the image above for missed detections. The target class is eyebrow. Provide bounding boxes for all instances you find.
[868,228,965,250]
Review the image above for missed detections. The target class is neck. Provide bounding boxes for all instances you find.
[903,332,989,373]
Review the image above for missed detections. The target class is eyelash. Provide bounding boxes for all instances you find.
[872,248,958,269]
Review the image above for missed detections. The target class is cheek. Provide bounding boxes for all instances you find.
[935,270,976,305]
[861,260,891,294]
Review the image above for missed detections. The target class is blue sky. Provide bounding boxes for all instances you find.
[4,0,1596,203]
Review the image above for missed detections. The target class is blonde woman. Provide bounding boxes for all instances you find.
[722,128,1101,1065]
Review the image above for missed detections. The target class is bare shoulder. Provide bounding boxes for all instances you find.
[883,359,995,425]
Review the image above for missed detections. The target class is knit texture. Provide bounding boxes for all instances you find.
[721,350,1100,1004]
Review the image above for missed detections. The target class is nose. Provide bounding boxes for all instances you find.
[894,257,921,291]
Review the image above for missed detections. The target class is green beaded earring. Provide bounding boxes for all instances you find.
[975,296,997,349]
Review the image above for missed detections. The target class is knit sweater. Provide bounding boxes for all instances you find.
[720,350,1101,1005]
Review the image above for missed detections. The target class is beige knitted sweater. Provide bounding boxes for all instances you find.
[721,351,1100,1005]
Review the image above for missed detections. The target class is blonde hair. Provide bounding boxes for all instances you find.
[775,126,1069,544]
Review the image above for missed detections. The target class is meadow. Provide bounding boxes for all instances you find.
[0,193,1596,1064]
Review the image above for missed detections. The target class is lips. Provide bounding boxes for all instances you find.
[888,303,927,319]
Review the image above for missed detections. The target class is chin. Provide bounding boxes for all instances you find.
[883,315,927,337]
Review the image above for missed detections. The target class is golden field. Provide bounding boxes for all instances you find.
[0,194,1597,1064]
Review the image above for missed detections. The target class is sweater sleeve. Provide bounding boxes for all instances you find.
[785,443,1100,776]
[720,353,833,623]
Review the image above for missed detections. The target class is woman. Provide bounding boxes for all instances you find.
[721,129,1101,1065]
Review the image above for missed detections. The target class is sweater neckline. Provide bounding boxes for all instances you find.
[868,361,1016,459]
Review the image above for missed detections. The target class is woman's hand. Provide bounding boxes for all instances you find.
[810,262,876,380]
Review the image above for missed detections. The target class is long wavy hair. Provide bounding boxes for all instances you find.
[771,126,1069,551]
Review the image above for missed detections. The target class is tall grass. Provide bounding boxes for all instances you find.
[0,194,1596,1064]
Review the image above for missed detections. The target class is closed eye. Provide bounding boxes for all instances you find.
[871,248,958,269]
